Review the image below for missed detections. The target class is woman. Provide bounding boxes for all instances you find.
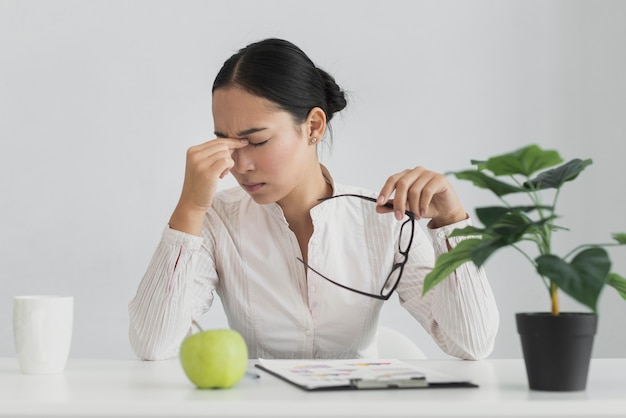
[129,38,499,361]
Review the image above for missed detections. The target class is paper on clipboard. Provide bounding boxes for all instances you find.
[255,358,477,391]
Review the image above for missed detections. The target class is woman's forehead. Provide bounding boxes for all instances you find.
[212,88,293,135]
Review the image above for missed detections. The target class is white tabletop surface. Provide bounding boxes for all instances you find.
[1,357,625,417]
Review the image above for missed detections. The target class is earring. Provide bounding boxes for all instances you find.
[311,137,318,143]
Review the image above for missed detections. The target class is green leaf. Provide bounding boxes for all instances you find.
[464,213,553,268]
[451,213,552,270]
[469,237,510,267]
[536,248,611,312]
[470,159,487,170]
[607,273,626,300]
[453,170,523,197]
[475,206,510,227]
[423,239,482,295]
[484,144,563,177]
[524,158,592,191]
[489,212,542,242]
[475,205,553,228]
[448,225,486,238]
[613,233,626,244]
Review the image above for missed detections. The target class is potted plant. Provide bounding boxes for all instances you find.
[422,144,626,391]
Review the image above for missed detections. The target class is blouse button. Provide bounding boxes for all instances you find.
[304,329,311,336]
[310,285,316,292]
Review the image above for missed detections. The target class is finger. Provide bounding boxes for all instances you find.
[187,139,248,168]
[206,148,240,179]
[188,146,236,180]
[375,200,394,215]
[376,197,417,218]
[206,137,250,149]
[216,157,236,179]
[392,167,428,220]
[227,138,250,150]
[188,138,248,159]
[375,198,415,218]
[377,169,411,206]
[392,179,411,220]
[418,175,445,217]
[407,171,438,218]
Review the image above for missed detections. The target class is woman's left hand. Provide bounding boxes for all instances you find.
[376,166,467,228]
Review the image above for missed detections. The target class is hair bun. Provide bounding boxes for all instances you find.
[317,68,347,120]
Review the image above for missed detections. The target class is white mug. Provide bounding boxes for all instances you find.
[13,295,74,374]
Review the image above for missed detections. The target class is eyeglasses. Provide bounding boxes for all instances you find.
[296,194,415,301]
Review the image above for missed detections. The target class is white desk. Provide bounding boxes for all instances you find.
[1,358,625,417]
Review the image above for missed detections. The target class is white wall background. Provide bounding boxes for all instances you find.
[1,0,625,360]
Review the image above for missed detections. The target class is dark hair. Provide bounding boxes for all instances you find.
[212,38,347,125]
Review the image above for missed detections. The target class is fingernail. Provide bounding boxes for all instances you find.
[395,211,403,220]
[377,195,386,205]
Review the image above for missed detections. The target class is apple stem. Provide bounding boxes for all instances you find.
[192,320,204,333]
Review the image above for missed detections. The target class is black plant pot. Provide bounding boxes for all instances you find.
[516,312,597,391]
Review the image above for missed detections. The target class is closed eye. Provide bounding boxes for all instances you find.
[249,139,269,148]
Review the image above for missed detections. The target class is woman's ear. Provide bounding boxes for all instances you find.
[306,107,327,144]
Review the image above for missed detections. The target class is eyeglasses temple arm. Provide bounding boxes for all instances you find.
[295,257,388,301]
[317,194,415,218]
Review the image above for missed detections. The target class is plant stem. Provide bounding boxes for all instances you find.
[511,243,537,266]
[551,187,561,214]
[524,179,553,255]
[550,282,560,315]
[511,243,550,289]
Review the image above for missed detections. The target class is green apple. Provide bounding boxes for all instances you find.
[179,328,248,389]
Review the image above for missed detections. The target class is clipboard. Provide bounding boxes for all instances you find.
[255,358,478,391]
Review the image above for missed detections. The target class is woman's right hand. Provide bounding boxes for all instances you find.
[169,138,249,235]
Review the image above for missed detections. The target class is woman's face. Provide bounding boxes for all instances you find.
[212,87,315,205]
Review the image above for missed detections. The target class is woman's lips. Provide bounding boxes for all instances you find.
[242,182,265,193]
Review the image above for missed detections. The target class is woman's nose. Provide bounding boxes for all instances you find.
[232,148,254,173]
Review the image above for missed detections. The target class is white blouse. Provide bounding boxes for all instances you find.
[129,177,499,361]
